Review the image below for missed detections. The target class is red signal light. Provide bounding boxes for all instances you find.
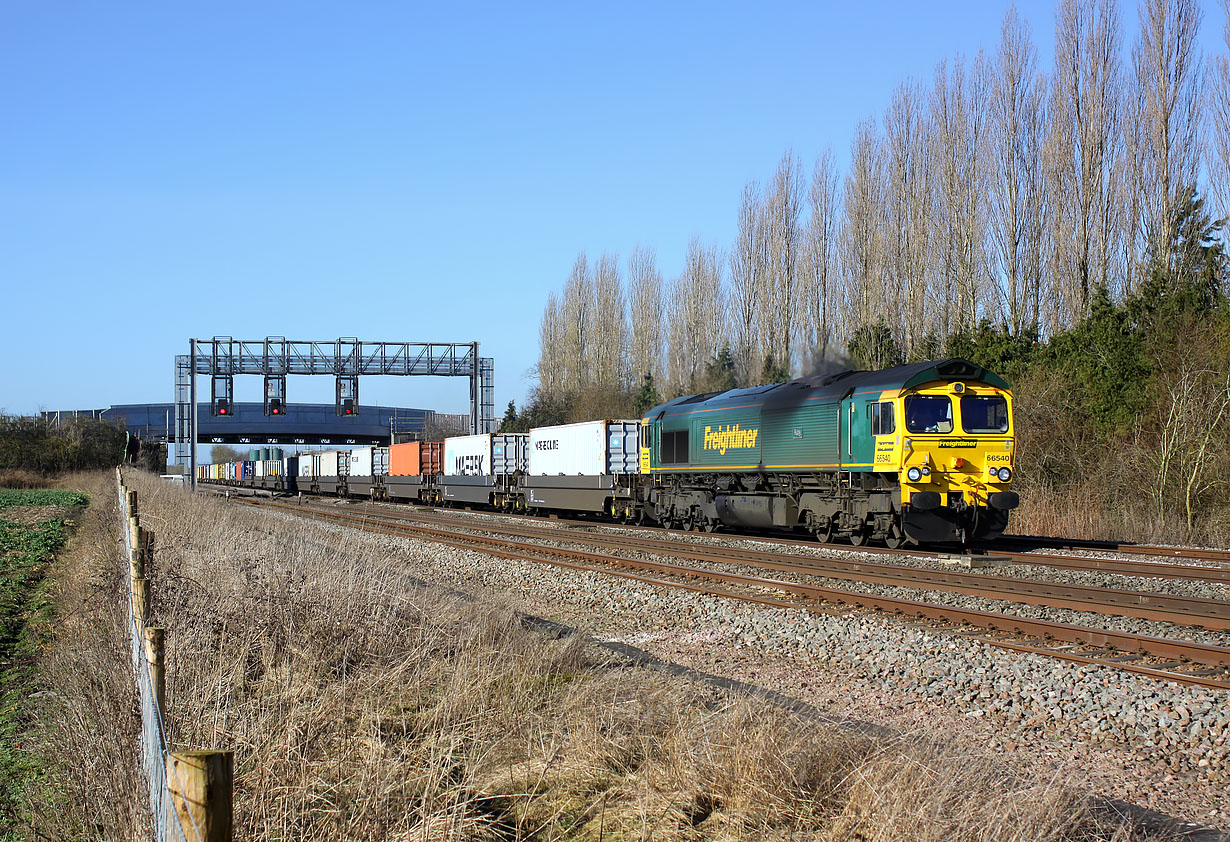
[219,407,228,415]
[271,406,280,415]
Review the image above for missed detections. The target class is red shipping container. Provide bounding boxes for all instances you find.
[389,441,444,476]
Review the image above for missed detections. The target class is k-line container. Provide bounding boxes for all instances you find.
[444,434,528,476]
[389,441,443,476]
[528,420,641,476]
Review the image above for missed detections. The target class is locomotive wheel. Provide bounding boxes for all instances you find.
[883,525,905,549]
[701,517,718,533]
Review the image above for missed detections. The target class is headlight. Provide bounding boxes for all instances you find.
[922,466,930,476]
[907,466,922,482]
[997,467,1012,482]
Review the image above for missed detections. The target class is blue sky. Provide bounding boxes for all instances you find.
[2,1,1226,419]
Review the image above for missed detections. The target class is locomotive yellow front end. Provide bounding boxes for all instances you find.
[892,381,1019,544]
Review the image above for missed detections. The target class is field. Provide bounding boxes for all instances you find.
[0,489,86,840]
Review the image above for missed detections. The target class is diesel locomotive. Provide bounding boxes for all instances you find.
[638,358,1018,545]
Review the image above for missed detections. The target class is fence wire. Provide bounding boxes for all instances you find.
[119,477,195,842]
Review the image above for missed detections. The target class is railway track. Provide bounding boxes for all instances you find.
[232,496,1230,690]
[203,485,1230,584]
[299,500,1230,631]
[997,534,1230,565]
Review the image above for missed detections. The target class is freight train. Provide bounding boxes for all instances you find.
[198,358,1018,545]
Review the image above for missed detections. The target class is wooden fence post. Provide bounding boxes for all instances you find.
[129,527,146,579]
[133,578,150,627]
[126,490,138,517]
[166,751,233,842]
[143,627,165,718]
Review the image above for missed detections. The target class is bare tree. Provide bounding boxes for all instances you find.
[1206,0,1230,223]
[800,150,841,369]
[1133,0,1203,278]
[1047,0,1123,325]
[730,182,767,382]
[838,118,887,347]
[626,245,663,383]
[667,238,726,394]
[929,53,992,335]
[757,150,805,376]
[560,253,592,391]
[589,252,628,388]
[883,79,933,354]
[537,291,565,393]
[990,6,1048,335]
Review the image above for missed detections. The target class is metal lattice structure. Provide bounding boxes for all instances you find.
[174,337,495,486]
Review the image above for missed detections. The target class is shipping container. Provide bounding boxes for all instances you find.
[373,447,389,477]
[389,441,443,476]
[444,434,528,476]
[347,447,374,477]
[528,420,641,476]
[319,451,341,477]
[242,461,254,480]
[299,453,317,478]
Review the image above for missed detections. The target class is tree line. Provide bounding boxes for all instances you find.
[528,0,1229,412]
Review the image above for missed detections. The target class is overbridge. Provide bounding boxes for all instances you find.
[44,402,466,448]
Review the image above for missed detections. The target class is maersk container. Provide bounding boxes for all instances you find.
[529,420,641,476]
[444,434,527,476]
[347,447,374,477]
[389,441,443,476]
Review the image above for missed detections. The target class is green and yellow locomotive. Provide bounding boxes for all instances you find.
[639,358,1018,545]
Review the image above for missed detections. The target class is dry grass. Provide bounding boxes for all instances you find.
[43,470,1172,840]
[20,470,143,840]
[0,470,49,489]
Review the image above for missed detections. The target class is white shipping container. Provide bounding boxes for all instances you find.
[319,451,341,477]
[255,460,266,478]
[529,420,641,476]
[263,460,280,476]
[299,453,316,478]
[444,434,528,476]
[347,447,374,477]
[445,435,491,476]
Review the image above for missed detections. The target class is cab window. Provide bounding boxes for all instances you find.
[961,395,1009,434]
[870,402,896,436]
[904,396,953,434]
[661,430,689,464]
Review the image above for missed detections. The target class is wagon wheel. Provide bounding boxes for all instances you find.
[815,518,835,544]
[848,528,869,547]
[701,516,719,533]
[883,524,906,549]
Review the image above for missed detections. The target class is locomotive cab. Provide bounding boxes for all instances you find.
[881,381,1018,544]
